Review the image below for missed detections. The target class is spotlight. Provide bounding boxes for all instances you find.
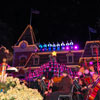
[89,61,93,65]
[74,45,78,50]
[66,46,69,50]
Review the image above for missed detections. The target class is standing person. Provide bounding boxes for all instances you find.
[79,77,88,100]
[40,76,48,96]
[45,70,73,100]
[73,77,84,100]
[86,72,100,100]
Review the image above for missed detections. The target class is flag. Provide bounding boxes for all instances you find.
[31,8,40,14]
[30,8,40,25]
[88,26,96,33]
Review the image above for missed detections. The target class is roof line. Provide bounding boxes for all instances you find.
[24,53,34,67]
[15,25,36,45]
[86,40,100,44]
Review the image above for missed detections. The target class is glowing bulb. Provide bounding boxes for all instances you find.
[74,45,78,50]
[52,51,57,56]
[66,46,69,50]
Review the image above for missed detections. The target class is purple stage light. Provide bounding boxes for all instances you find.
[89,61,93,65]
[42,49,44,51]
[62,47,65,50]
[66,46,69,50]
[74,45,78,50]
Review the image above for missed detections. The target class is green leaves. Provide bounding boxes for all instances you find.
[9,97,16,100]
[0,82,6,89]
[0,80,17,93]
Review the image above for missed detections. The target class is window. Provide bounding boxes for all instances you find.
[66,53,74,64]
[19,57,26,66]
[91,45,99,56]
[93,47,97,55]
[33,55,40,65]
[19,55,27,66]
[68,56,73,62]
[34,58,39,65]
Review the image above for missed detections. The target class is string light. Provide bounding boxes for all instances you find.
[38,41,79,51]
[57,42,60,51]
[61,41,65,50]
[53,42,56,51]
[43,43,47,51]
[48,42,52,51]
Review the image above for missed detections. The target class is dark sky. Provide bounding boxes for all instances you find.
[0,0,100,50]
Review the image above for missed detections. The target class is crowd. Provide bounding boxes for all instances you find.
[37,70,100,100]
[1,58,100,100]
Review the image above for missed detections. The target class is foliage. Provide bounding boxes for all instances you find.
[0,82,6,89]
[0,77,43,100]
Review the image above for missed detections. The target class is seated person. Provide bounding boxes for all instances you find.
[50,75,63,92]
[45,70,73,100]
[73,77,84,100]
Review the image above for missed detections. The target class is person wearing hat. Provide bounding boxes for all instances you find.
[39,76,47,96]
[45,70,73,100]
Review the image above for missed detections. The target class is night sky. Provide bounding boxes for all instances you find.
[0,0,100,50]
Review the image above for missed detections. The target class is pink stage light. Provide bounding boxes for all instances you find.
[90,72,94,75]
[74,45,78,50]
[66,46,69,50]
[84,69,89,74]
[78,72,82,76]
[62,47,65,50]
[89,61,93,65]
[42,49,44,51]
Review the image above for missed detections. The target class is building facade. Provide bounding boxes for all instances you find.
[12,25,100,76]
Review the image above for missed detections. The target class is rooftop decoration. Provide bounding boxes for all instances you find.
[38,41,79,52]
[52,51,57,57]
